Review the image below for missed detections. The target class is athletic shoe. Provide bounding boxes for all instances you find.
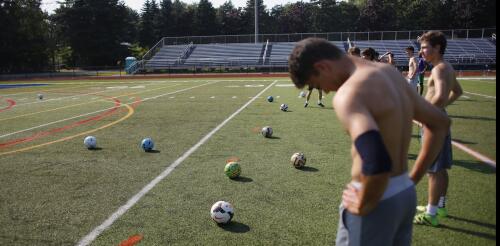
[416,206,448,218]
[413,212,439,227]
[304,102,308,108]
[318,102,325,107]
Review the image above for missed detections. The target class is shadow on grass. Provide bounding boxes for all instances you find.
[218,221,250,233]
[408,154,418,160]
[440,224,496,241]
[452,138,478,145]
[145,150,161,154]
[231,176,253,183]
[299,166,319,172]
[89,147,103,151]
[449,115,496,122]
[454,159,496,174]
[307,106,334,110]
[268,136,281,140]
[447,215,497,230]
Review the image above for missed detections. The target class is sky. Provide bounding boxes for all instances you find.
[41,0,311,13]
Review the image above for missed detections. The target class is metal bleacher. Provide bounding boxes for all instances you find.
[182,43,264,67]
[144,44,190,69]
[135,29,495,73]
[268,41,346,67]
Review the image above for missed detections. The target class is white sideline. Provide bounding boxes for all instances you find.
[76,80,278,246]
[464,91,496,99]
[0,82,216,139]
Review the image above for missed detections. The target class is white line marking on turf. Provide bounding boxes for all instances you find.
[464,91,496,99]
[461,95,471,99]
[232,96,237,99]
[451,141,496,168]
[76,80,278,246]
[0,82,216,139]
[210,96,216,99]
[413,120,496,168]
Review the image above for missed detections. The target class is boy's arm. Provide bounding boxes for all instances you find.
[409,86,451,184]
[334,91,390,216]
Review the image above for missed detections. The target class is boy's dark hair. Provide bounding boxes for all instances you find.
[348,46,361,56]
[419,31,447,55]
[405,46,415,52]
[288,38,344,89]
[361,47,377,61]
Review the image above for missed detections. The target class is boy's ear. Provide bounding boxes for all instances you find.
[313,60,328,73]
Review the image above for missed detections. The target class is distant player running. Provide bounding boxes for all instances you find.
[412,31,463,227]
[288,38,450,245]
[405,46,419,91]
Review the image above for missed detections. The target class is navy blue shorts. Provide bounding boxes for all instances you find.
[421,128,453,173]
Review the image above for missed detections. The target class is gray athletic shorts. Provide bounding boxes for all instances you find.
[336,176,416,246]
[420,125,453,173]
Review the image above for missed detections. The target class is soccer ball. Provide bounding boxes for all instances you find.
[37,94,44,100]
[267,96,274,102]
[291,152,306,169]
[210,201,234,224]
[224,161,241,179]
[299,91,307,98]
[261,126,273,138]
[280,103,288,111]
[141,138,154,152]
[84,136,97,149]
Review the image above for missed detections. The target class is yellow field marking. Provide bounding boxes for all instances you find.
[0,104,135,157]
[0,83,181,122]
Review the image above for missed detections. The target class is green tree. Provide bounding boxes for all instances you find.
[158,0,173,37]
[55,0,135,66]
[194,0,218,35]
[0,0,50,73]
[358,0,397,31]
[217,1,244,35]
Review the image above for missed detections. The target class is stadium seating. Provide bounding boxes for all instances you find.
[142,38,495,71]
[144,44,190,69]
[183,43,264,67]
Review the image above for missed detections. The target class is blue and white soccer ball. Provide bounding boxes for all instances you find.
[261,126,273,138]
[84,136,97,149]
[210,201,234,224]
[299,91,307,98]
[280,103,288,111]
[37,94,44,100]
[267,96,274,102]
[141,138,155,152]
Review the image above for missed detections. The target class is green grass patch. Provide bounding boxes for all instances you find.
[0,77,495,245]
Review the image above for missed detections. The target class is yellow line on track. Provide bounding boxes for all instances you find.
[0,104,135,157]
[0,84,180,122]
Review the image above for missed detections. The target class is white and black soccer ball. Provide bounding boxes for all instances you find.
[280,103,288,112]
[84,136,97,149]
[261,126,273,138]
[299,91,307,98]
[291,152,306,169]
[141,138,154,152]
[37,94,44,100]
[210,201,234,224]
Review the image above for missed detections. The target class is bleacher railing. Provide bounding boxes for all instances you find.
[157,28,496,45]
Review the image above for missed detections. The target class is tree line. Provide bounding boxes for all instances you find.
[0,0,495,73]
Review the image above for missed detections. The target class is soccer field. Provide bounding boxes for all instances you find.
[0,77,496,245]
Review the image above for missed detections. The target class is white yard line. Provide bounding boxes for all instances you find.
[464,91,496,99]
[76,80,278,246]
[0,82,217,139]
